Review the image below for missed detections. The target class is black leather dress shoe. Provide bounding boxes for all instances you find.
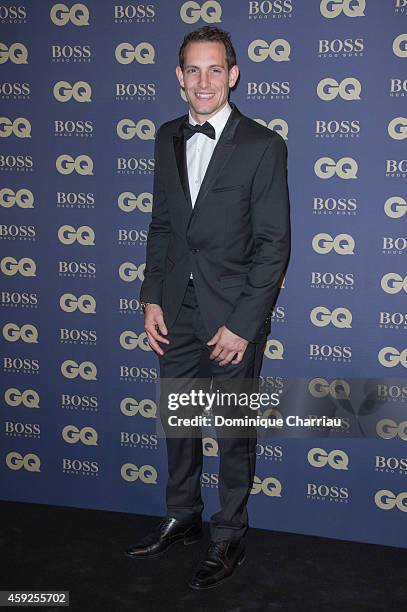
[189,539,245,590]
[125,517,202,559]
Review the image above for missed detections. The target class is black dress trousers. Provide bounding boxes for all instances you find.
[158,279,267,542]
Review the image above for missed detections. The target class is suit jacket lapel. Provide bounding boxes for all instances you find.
[172,101,242,218]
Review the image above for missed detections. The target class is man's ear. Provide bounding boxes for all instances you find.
[229,65,239,88]
[175,65,184,88]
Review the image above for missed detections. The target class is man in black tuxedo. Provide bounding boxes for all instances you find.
[125,25,290,590]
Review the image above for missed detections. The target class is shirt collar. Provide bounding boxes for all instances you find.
[188,101,232,138]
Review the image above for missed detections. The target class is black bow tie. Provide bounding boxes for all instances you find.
[182,120,216,141]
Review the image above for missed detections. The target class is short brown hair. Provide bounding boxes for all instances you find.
[178,25,237,71]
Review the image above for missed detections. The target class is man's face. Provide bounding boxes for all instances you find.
[176,41,239,123]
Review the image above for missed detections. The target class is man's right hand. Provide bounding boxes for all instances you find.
[144,304,169,356]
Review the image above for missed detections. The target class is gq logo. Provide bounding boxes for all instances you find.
[56,154,93,175]
[115,42,155,65]
[119,331,152,351]
[61,359,97,380]
[0,188,34,209]
[310,307,352,328]
[0,42,28,64]
[116,119,155,140]
[203,437,219,457]
[6,451,40,471]
[118,191,152,213]
[62,425,98,445]
[393,34,407,58]
[180,1,222,23]
[317,77,361,101]
[312,233,355,255]
[381,273,407,294]
[378,347,407,368]
[58,225,95,245]
[307,448,349,470]
[251,475,282,497]
[1,256,36,276]
[50,3,90,26]
[264,339,284,360]
[376,419,407,440]
[119,262,146,282]
[255,118,288,140]
[308,378,350,399]
[320,0,365,18]
[120,397,157,418]
[248,39,290,62]
[60,293,96,314]
[374,490,407,513]
[3,323,38,343]
[121,463,158,483]
[388,117,407,141]
[384,197,407,219]
[53,80,92,102]
[314,157,358,179]
[4,387,40,408]
[0,117,31,138]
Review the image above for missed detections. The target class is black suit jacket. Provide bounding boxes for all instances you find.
[140,101,291,343]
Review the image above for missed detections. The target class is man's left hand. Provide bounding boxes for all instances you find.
[207,325,248,366]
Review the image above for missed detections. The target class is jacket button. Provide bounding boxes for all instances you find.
[191,248,200,253]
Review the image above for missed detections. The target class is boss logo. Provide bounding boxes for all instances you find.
[119,366,158,381]
[117,157,155,173]
[248,0,293,17]
[113,4,156,20]
[318,38,364,55]
[58,261,96,276]
[307,483,349,500]
[116,83,156,97]
[0,154,33,170]
[54,120,93,135]
[51,45,91,60]
[247,81,290,97]
[309,344,352,360]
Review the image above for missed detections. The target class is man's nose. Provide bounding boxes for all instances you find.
[198,72,210,88]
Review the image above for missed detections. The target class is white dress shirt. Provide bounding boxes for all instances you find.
[186,101,232,278]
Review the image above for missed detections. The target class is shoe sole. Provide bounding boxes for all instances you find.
[188,552,246,590]
[125,532,203,560]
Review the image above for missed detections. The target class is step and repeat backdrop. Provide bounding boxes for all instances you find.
[1,0,407,548]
